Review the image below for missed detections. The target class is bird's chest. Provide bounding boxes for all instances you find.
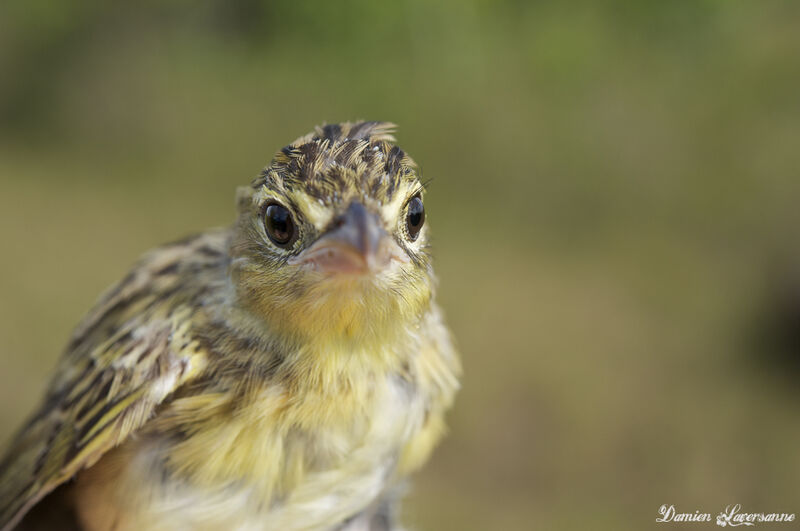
[251,373,424,529]
[82,367,426,531]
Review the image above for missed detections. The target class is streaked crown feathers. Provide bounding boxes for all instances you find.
[248,121,418,206]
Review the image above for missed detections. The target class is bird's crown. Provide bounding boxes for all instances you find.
[250,121,417,207]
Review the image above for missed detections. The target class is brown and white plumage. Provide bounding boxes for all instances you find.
[0,122,459,530]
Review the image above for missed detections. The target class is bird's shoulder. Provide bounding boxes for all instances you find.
[0,229,231,531]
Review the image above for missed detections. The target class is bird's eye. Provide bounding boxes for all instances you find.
[264,203,296,247]
[405,195,425,241]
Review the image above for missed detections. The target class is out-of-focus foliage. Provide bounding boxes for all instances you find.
[1,1,799,529]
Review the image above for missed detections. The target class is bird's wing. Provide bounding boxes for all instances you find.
[0,241,215,531]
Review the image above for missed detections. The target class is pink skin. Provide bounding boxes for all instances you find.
[289,237,409,275]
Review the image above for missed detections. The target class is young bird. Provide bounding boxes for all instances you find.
[0,122,460,531]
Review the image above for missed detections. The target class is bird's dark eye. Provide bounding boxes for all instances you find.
[405,195,425,241]
[264,203,296,247]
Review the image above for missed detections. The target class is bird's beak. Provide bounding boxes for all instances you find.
[288,202,408,275]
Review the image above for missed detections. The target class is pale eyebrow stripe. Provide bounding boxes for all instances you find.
[289,191,334,232]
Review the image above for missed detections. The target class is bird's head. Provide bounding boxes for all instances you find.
[231,122,434,345]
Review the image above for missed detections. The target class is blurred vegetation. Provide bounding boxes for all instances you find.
[1,1,799,529]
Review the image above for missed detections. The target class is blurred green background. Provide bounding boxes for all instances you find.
[1,1,799,529]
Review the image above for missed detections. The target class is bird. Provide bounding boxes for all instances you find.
[0,121,460,531]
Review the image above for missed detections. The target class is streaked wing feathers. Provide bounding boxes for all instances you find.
[0,237,218,531]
